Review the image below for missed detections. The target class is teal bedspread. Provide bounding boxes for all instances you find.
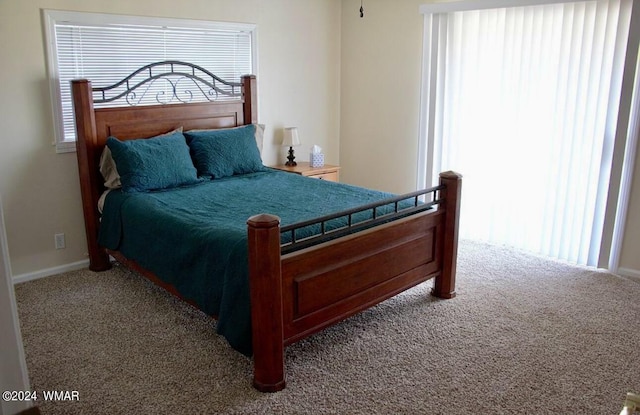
[99,169,402,355]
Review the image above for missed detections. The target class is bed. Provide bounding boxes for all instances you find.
[71,61,462,392]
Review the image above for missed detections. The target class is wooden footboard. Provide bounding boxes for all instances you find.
[247,171,461,392]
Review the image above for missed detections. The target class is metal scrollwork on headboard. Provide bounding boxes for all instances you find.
[91,60,243,106]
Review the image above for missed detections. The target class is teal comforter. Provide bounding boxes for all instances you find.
[99,169,401,355]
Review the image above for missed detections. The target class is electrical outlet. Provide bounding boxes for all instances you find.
[55,233,65,249]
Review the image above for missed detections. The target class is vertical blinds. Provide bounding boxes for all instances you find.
[52,19,253,145]
[419,0,634,266]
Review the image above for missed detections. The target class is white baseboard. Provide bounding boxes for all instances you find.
[618,267,640,282]
[12,259,90,285]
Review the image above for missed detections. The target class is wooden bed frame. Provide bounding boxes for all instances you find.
[71,61,462,392]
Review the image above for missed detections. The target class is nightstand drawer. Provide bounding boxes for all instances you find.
[270,162,340,183]
[309,171,339,182]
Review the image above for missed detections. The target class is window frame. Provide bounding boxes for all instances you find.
[42,10,257,153]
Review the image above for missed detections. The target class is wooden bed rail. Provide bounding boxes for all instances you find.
[247,171,462,392]
[280,184,446,254]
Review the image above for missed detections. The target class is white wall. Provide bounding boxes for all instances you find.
[619,141,640,276]
[340,0,425,194]
[0,195,31,415]
[0,0,341,278]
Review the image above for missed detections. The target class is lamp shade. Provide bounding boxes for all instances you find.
[282,127,301,147]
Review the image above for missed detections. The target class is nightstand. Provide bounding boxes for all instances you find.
[270,162,340,182]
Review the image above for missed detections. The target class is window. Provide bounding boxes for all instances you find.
[43,10,256,153]
[418,0,640,267]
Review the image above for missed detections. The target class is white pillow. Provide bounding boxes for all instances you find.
[255,123,265,155]
[99,147,121,189]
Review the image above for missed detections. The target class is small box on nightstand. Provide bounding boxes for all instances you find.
[310,153,325,168]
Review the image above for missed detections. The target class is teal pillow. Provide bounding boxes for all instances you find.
[185,124,265,179]
[106,132,200,193]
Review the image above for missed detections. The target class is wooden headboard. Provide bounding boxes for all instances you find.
[71,61,257,271]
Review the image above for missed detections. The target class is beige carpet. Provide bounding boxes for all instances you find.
[14,240,640,414]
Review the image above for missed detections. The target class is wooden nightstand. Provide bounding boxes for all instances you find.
[270,162,340,182]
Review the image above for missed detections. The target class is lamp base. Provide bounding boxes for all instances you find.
[285,146,297,166]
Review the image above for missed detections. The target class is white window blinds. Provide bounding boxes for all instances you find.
[418,0,638,267]
[44,11,254,152]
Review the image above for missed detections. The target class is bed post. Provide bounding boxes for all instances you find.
[433,171,462,299]
[241,75,257,124]
[246,214,286,392]
[71,80,111,272]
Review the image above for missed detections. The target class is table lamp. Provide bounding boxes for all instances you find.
[282,127,301,166]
